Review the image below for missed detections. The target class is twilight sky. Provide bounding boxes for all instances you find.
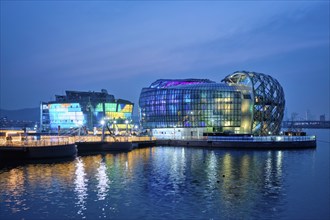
[1,1,329,120]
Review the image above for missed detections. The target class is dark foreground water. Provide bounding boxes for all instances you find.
[0,129,329,220]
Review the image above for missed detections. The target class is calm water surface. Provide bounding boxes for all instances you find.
[0,129,329,219]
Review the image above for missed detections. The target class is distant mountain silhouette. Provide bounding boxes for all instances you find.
[0,107,39,121]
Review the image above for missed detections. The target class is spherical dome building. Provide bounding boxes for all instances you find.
[222,71,285,135]
[139,71,285,138]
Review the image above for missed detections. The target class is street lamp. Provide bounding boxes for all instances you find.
[134,125,139,134]
[125,120,129,135]
[77,121,83,136]
[100,119,106,141]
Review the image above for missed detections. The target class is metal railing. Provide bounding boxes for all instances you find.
[74,135,155,143]
[0,136,75,147]
[207,135,316,142]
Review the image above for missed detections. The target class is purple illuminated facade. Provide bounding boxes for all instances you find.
[150,79,215,89]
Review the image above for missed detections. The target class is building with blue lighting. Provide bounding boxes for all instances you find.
[139,71,285,139]
[41,89,133,132]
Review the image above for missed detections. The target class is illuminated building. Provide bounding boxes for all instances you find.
[139,71,285,138]
[41,89,133,132]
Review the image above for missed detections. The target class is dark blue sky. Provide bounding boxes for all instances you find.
[1,1,329,120]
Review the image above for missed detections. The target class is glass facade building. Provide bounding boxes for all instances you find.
[139,71,285,138]
[222,71,285,135]
[41,89,133,132]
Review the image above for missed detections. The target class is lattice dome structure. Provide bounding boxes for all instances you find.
[222,71,285,135]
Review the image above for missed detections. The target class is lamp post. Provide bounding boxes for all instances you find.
[100,119,105,141]
[125,120,129,141]
[125,120,129,135]
[78,121,83,136]
[134,125,139,135]
[113,120,117,135]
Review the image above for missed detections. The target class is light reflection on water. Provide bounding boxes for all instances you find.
[0,131,328,220]
[74,158,88,218]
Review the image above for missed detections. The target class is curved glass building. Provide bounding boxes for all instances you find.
[139,71,285,138]
[222,71,285,135]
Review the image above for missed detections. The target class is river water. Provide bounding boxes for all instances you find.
[0,129,329,219]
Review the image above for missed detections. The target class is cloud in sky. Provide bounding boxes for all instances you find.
[0,1,329,118]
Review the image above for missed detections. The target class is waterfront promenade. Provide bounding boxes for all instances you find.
[0,132,316,158]
[0,134,156,159]
[0,135,155,147]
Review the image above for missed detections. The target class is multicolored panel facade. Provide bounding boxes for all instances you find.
[47,103,84,129]
[42,102,133,131]
[139,80,253,134]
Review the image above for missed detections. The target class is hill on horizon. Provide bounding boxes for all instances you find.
[0,107,39,121]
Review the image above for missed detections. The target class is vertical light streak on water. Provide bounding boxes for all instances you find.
[125,161,128,170]
[179,147,186,182]
[221,153,233,208]
[206,151,217,187]
[74,158,88,218]
[96,160,110,201]
[265,151,272,187]
[222,153,232,182]
[181,147,185,168]
[263,150,284,217]
[276,151,283,178]
[168,148,179,193]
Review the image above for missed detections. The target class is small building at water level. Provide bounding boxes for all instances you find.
[139,71,285,139]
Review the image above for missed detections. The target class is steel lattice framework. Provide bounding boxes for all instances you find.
[222,71,285,135]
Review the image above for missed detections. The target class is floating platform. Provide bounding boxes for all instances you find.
[156,135,316,149]
[75,136,156,153]
[0,144,77,160]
